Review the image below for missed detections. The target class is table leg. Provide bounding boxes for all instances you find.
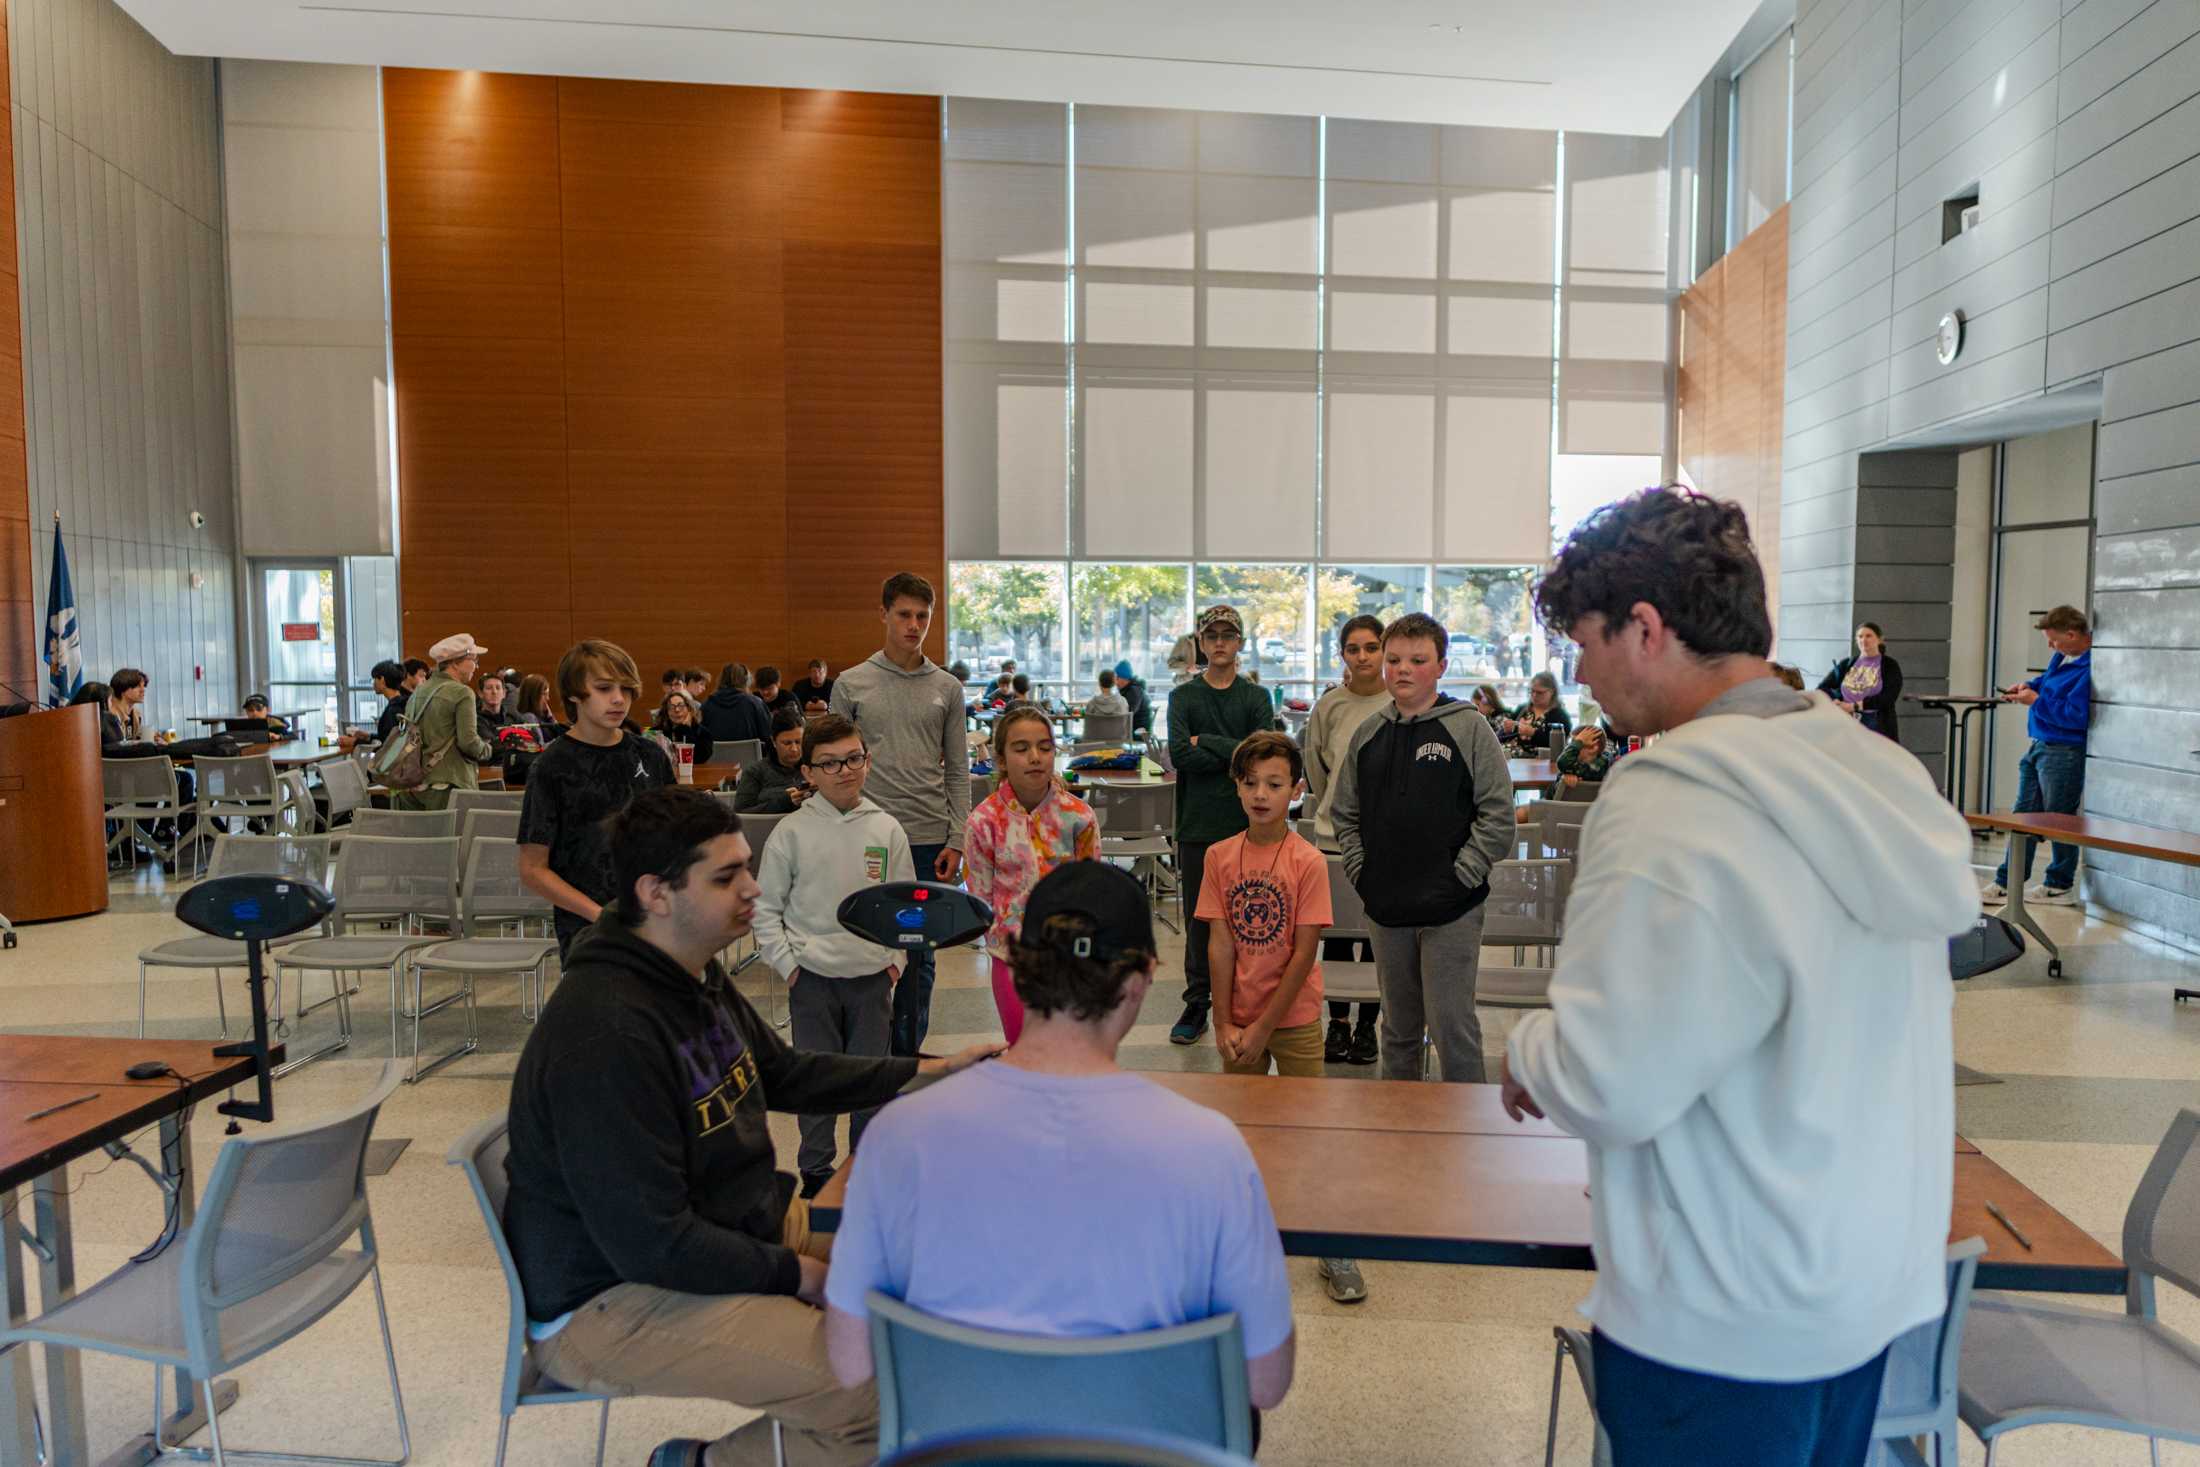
[1952,704,1990,814]
[1931,705,1960,804]
[1,1185,40,1467]
[31,1176,88,1467]
[2000,835,2062,979]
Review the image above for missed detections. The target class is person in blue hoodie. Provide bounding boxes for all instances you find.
[1982,604,2093,905]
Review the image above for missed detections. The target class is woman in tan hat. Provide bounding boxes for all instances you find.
[395,633,497,811]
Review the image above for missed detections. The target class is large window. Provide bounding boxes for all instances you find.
[946,563,1069,687]
[1316,566,1427,680]
[1072,564,1191,684]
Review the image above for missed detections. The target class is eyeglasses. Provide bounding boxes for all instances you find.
[808,752,870,775]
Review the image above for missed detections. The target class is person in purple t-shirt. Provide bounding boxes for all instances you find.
[821,862,1296,1416]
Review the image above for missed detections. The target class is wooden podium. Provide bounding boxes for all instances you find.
[0,702,108,922]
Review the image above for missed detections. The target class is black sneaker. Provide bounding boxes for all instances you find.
[1323,1018,1351,1063]
[1169,1002,1209,1045]
[1347,1020,1379,1066]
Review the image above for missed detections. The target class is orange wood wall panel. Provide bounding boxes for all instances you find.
[388,72,942,688]
[1675,205,1787,612]
[0,0,33,698]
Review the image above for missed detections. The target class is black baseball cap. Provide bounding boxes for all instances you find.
[1021,862,1155,963]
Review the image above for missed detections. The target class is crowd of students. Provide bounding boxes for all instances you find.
[484,487,2012,1467]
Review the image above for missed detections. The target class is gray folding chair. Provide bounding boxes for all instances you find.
[1960,1108,2200,1464]
[407,842,561,1077]
[1080,711,1133,743]
[715,807,790,1025]
[103,756,186,868]
[274,836,458,1077]
[868,1292,1252,1455]
[970,772,994,810]
[321,755,371,828]
[345,807,459,840]
[1546,1239,1989,1467]
[447,1117,613,1467]
[1520,803,1586,862]
[1087,782,1179,933]
[460,808,524,881]
[0,1064,410,1467]
[452,788,525,822]
[190,754,285,862]
[137,834,335,1041]
[878,1430,1254,1466]
[1320,855,1382,1003]
[277,769,319,834]
[720,738,763,774]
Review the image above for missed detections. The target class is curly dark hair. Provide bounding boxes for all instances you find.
[1009,913,1151,1022]
[1535,488,1771,659]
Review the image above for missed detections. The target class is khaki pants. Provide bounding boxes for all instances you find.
[1221,1017,1326,1077]
[530,1197,876,1467]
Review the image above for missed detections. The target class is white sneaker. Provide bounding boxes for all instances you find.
[2028,885,2078,907]
[1978,882,2007,903]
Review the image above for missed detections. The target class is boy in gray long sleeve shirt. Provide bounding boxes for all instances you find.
[830,572,971,1055]
[1328,613,1515,1083]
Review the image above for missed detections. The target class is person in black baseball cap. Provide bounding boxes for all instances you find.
[820,856,1298,1418]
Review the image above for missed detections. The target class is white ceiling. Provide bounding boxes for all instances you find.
[117,0,1762,136]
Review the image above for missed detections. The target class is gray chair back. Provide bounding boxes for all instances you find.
[205,833,334,887]
[447,1117,613,1421]
[1873,1238,1987,1447]
[461,837,552,935]
[970,772,995,809]
[104,756,181,815]
[196,754,280,812]
[1080,712,1133,743]
[1482,858,1571,946]
[2125,1106,2200,1315]
[1325,856,1369,944]
[1549,779,1603,804]
[452,789,525,823]
[332,835,460,929]
[349,807,459,840]
[180,1063,403,1370]
[868,1292,1252,1456]
[460,808,523,868]
[720,738,763,772]
[740,810,787,860]
[878,1431,1255,1466]
[322,756,371,824]
[1086,781,1174,840]
[1521,803,1585,861]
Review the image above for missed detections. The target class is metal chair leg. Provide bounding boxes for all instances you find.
[493,1414,512,1467]
[139,962,150,1039]
[593,1398,610,1467]
[1543,1335,1567,1467]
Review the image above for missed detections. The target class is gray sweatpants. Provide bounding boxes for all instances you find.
[1367,904,1487,1082]
[787,968,894,1180]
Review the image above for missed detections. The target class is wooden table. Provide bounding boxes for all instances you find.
[0,1036,278,1467]
[1510,758,1559,792]
[812,1074,2122,1294]
[1967,811,2200,984]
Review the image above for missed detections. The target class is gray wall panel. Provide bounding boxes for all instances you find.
[2061,0,2162,65]
[1887,336,2049,435]
[2093,646,2200,704]
[1891,233,2053,348]
[1889,287,2048,393]
[12,0,238,722]
[2056,28,2200,167]
[2092,587,2200,645]
[2059,0,2200,118]
[1901,14,2062,161]
[2095,463,2200,533]
[2048,216,2200,330]
[2082,758,2200,829]
[2086,870,2200,936]
[2052,92,2200,222]
[2095,523,2200,588]
[2050,153,2200,273]
[2088,703,2200,767]
[1901,0,2057,108]
[1788,321,1894,401]
[2046,276,2200,381]
[1891,179,2055,310]
[2096,400,2200,477]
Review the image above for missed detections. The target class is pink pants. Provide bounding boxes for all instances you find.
[991,957,1025,1044]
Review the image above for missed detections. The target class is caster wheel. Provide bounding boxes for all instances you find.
[2,931,15,948]
[2048,959,2063,979]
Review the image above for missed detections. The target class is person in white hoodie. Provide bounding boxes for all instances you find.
[753,713,917,1197]
[1500,488,1978,1467]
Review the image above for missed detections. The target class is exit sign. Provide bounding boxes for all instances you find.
[280,622,321,642]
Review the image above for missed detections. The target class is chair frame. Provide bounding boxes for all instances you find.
[446,1117,612,1467]
[274,836,457,1079]
[137,834,337,1043]
[407,842,561,1080]
[187,754,287,868]
[103,756,186,869]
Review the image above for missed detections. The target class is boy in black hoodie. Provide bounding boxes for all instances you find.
[505,787,1001,1467]
[1329,613,1514,1083]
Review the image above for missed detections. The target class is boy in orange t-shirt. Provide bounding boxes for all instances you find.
[1197,731,1333,1078]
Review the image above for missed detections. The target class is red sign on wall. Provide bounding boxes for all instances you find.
[280,622,322,643]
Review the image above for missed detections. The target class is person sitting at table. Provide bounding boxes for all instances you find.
[363,661,406,744]
[513,673,560,731]
[1501,488,1975,1467]
[504,786,999,1467]
[1113,660,1154,736]
[1497,671,1572,754]
[791,659,836,716]
[735,706,812,814]
[1470,683,1506,729]
[394,634,497,812]
[107,667,151,741]
[401,657,430,694]
[236,692,290,740]
[755,666,802,720]
[1084,669,1130,720]
[651,689,717,766]
[822,861,1295,1422]
[1816,623,1903,741]
[474,671,519,736]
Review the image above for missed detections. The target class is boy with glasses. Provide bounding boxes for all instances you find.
[1165,604,1281,1045]
[752,714,915,1197]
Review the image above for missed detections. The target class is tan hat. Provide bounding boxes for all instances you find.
[428,633,487,663]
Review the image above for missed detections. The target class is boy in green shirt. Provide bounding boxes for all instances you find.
[1165,604,1280,1045]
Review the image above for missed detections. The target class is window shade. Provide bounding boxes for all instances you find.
[1560,132,1670,457]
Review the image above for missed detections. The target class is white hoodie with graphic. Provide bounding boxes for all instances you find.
[1506,687,1978,1383]
[752,794,915,980]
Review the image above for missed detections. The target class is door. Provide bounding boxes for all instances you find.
[1984,425,2095,809]
[256,562,344,749]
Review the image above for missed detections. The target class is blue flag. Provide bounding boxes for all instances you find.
[44,522,82,706]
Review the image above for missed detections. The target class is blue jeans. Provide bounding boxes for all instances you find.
[1994,739,2085,890]
[1591,1332,1888,1467]
[892,841,946,1056]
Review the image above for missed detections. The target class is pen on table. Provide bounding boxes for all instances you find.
[26,1092,100,1123]
[1984,1199,2034,1251]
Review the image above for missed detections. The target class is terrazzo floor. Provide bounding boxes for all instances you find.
[4,834,2199,1466]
